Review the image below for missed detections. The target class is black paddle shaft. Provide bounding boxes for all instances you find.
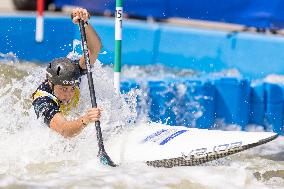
[78,20,116,167]
[78,21,97,108]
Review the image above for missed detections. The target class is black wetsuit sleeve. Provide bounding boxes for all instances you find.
[32,97,60,126]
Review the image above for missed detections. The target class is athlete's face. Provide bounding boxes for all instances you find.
[53,85,76,105]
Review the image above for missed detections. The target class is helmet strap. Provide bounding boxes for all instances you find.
[51,83,55,94]
[47,80,55,94]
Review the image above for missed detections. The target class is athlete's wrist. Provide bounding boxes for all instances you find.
[79,116,89,127]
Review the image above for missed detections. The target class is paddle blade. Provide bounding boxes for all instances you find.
[99,151,117,167]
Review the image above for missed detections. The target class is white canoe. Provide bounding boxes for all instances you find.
[106,123,278,167]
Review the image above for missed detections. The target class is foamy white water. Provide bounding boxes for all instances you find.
[0,60,283,189]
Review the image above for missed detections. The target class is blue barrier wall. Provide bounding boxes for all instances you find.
[227,33,284,78]
[145,79,215,128]
[178,80,215,129]
[250,84,265,127]
[265,83,284,133]
[2,15,284,78]
[156,25,229,72]
[121,78,284,134]
[214,78,250,129]
[156,24,284,78]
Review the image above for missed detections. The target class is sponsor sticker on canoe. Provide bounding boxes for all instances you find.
[142,129,188,145]
[181,141,243,159]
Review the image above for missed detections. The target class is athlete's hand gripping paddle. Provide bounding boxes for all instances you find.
[78,19,117,167]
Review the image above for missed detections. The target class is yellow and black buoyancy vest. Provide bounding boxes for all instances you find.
[33,87,80,116]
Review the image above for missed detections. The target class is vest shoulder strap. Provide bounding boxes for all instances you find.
[33,89,59,106]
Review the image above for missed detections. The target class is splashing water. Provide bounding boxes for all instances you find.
[67,39,82,61]
[0,55,284,188]
[0,56,140,183]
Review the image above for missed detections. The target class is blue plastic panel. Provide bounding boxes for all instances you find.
[147,81,177,126]
[156,24,230,72]
[180,80,215,129]
[214,77,250,129]
[265,83,284,134]
[147,79,215,128]
[249,84,265,126]
[227,33,284,78]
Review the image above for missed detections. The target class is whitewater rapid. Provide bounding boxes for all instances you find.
[0,60,283,189]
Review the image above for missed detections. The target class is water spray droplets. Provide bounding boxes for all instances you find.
[0,52,19,65]
[67,39,82,60]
